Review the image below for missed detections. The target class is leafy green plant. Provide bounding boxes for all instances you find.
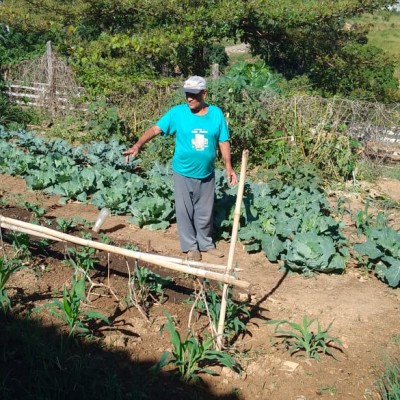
[99,233,112,244]
[190,285,250,342]
[22,201,46,219]
[66,246,98,272]
[353,201,389,235]
[72,216,93,229]
[56,217,76,233]
[6,231,31,259]
[45,275,109,337]
[238,176,350,274]
[152,313,239,383]
[284,232,348,275]
[0,258,22,311]
[354,227,400,288]
[128,266,171,312]
[267,316,343,361]
[128,197,174,230]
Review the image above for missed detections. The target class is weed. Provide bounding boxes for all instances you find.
[317,385,337,395]
[0,258,22,311]
[44,274,109,337]
[66,246,98,272]
[152,312,240,383]
[72,216,93,229]
[123,243,140,251]
[80,231,93,240]
[376,354,400,400]
[56,217,76,233]
[22,201,46,219]
[127,266,171,312]
[353,200,389,235]
[0,194,8,206]
[381,165,400,181]
[6,231,31,259]
[391,335,400,345]
[266,315,343,361]
[189,283,250,342]
[99,233,112,244]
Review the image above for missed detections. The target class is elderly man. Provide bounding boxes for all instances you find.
[123,76,237,261]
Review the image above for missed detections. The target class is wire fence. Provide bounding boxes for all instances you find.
[4,41,84,115]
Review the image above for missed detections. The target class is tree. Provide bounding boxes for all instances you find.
[0,0,398,101]
[237,0,399,101]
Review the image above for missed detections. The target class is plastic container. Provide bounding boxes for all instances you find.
[92,208,111,233]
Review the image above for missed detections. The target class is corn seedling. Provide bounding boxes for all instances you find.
[152,312,240,383]
[45,274,109,337]
[0,257,22,311]
[267,315,343,361]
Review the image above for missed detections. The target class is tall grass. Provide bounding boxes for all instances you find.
[377,355,400,400]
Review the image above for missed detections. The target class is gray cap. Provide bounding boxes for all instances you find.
[183,76,207,94]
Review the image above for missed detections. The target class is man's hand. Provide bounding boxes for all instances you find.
[226,168,238,186]
[122,144,140,163]
[123,126,162,163]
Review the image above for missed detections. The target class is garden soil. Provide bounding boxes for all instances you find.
[1,173,399,400]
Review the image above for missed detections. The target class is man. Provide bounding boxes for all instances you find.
[123,76,237,261]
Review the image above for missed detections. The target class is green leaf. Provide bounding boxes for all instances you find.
[261,234,285,262]
[377,257,400,288]
[353,241,383,260]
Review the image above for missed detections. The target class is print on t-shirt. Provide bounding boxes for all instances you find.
[192,128,208,151]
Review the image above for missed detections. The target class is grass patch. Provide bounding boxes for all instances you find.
[381,165,400,181]
[352,11,400,77]
[377,353,400,400]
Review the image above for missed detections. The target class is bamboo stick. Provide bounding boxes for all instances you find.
[0,215,249,289]
[0,220,237,272]
[216,149,249,349]
[147,253,242,272]
[0,222,63,242]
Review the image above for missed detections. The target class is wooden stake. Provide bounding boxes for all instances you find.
[0,215,249,289]
[216,149,249,349]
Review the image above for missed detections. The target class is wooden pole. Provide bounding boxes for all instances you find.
[216,149,249,349]
[1,221,239,272]
[0,215,249,289]
[46,40,56,115]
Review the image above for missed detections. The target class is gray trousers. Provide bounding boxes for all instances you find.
[173,172,215,252]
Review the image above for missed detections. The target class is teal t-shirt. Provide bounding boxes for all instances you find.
[156,104,230,179]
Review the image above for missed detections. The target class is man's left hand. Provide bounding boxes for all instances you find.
[227,169,238,186]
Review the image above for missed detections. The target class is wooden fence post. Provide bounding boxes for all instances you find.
[46,40,56,115]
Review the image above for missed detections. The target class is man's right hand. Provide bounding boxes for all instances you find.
[123,143,140,162]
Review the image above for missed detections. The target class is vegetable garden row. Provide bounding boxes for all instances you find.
[0,126,399,288]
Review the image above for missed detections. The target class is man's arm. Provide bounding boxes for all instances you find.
[123,125,162,161]
[219,141,238,186]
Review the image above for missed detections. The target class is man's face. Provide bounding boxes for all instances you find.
[185,90,206,112]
